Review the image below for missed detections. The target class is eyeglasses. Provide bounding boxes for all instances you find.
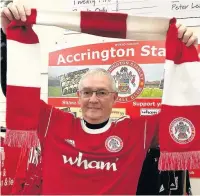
[79,90,116,98]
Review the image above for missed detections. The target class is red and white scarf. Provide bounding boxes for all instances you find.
[5,9,200,170]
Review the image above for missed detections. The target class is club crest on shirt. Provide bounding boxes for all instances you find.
[169,117,195,144]
[108,60,145,103]
[105,136,123,153]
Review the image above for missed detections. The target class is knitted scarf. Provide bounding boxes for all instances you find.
[5,9,200,170]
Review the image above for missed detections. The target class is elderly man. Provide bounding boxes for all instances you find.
[1,1,198,195]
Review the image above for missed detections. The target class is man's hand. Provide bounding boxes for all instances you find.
[176,23,198,48]
[1,0,31,34]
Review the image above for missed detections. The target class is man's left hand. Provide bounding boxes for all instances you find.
[177,23,198,48]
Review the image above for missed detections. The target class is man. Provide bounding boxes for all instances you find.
[1,1,198,195]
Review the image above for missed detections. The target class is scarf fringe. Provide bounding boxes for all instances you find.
[158,151,200,171]
[4,129,39,148]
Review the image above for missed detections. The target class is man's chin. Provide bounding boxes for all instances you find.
[84,113,103,123]
[88,114,100,120]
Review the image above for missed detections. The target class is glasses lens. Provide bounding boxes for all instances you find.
[96,90,108,98]
[81,90,92,98]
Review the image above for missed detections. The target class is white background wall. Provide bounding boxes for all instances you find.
[0,0,200,194]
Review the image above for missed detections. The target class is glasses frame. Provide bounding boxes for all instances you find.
[79,89,116,98]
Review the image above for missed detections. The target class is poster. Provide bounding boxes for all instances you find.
[48,40,166,119]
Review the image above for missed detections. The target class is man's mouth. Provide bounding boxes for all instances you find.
[88,107,100,110]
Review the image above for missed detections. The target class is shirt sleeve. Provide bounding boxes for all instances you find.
[129,114,160,152]
[37,100,76,143]
[37,100,53,143]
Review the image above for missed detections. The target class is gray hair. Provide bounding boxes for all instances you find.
[78,68,117,91]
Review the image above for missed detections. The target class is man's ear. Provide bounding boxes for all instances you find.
[77,91,81,104]
[113,92,118,102]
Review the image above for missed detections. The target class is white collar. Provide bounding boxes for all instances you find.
[81,119,112,134]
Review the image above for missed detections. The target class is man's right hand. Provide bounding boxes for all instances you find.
[1,0,31,34]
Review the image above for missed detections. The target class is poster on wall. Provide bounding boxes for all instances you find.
[48,40,166,119]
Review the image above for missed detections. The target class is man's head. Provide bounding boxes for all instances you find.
[78,68,118,124]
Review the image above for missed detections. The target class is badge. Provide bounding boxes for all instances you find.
[169,117,195,144]
[105,136,123,152]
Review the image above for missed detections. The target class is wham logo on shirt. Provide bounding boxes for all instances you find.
[62,152,118,171]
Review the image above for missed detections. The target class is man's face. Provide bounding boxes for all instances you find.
[78,74,118,124]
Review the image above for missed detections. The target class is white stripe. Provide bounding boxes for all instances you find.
[162,60,200,106]
[144,120,147,150]
[0,103,6,112]
[126,15,170,40]
[115,115,130,123]
[0,122,6,127]
[0,113,5,122]
[44,106,53,138]
[7,40,41,87]
[0,132,6,138]
[36,10,81,32]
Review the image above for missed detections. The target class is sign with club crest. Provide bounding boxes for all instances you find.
[108,60,145,102]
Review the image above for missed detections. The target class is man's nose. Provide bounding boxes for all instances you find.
[89,92,98,102]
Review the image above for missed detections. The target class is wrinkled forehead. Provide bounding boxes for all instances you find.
[80,74,113,90]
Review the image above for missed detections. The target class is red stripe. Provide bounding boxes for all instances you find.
[80,11,127,39]
[7,9,39,44]
[6,86,40,130]
[166,19,199,64]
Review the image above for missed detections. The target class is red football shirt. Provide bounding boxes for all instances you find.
[38,101,159,195]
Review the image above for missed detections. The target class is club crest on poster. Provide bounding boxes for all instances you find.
[108,60,145,102]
